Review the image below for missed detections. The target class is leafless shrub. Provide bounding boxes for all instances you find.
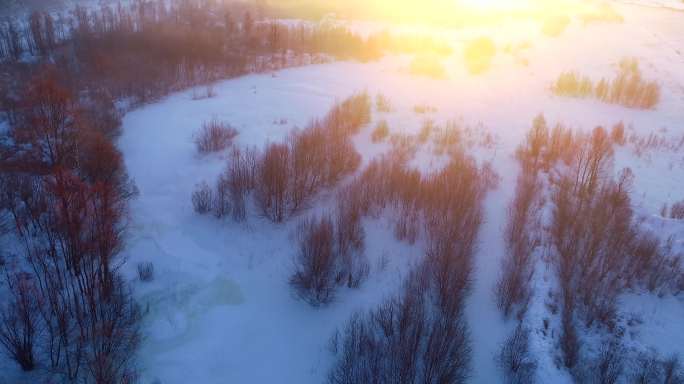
[662,356,684,384]
[137,262,154,282]
[328,133,491,383]
[335,188,368,288]
[496,170,540,318]
[290,194,369,305]
[497,325,537,384]
[516,116,546,172]
[250,93,367,223]
[371,120,389,143]
[226,147,257,221]
[433,120,462,156]
[194,119,238,154]
[670,200,684,220]
[0,272,40,371]
[254,143,290,222]
[329,267,471,384]
[192,181,214,215]
[611,122,626,146]
[572,341,625,384]
[192,84,216,100]
[214,172,231,219]
[560,308,579,369]
[290,215,338,306]
[631,352,668,384]
[418,119,434,143]
[375,93,392,112]
[1,169,141,382]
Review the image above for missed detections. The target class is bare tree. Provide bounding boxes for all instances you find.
[290,215,338,306]
[0,272,41,371]
[497,325,537,384]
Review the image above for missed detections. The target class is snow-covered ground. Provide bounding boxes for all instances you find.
[3,1,682,383]
[111,3,684,382]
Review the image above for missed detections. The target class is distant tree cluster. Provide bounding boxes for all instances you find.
[552,58,660,109]
[192,92,370,223]
[0,1,384,111]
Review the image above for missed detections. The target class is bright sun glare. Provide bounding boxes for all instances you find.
[458,0,533,11]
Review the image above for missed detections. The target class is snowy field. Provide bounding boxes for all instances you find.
[101,2,684,383]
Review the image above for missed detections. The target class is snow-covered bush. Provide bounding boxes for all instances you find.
[0,273,40,371]
[192,181,214,215]
[194,119,238,154]
[137,262,154,282]
[571,341,625,384]
[497,325,537,384]
[670,200,684,220]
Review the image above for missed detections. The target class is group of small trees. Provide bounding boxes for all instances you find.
[495,168,540,319]
[328,145,495,383]
[329,264,472,384]
[553,58,660,109]
[510,115,683,379]
[0,170,140,382]
[193,92,370,223]
[0,71,139,381]
[496,115,684,382]
[290,195,368,306]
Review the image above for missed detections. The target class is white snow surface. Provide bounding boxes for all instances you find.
[2,1,684,383]
[114,4,684,383]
